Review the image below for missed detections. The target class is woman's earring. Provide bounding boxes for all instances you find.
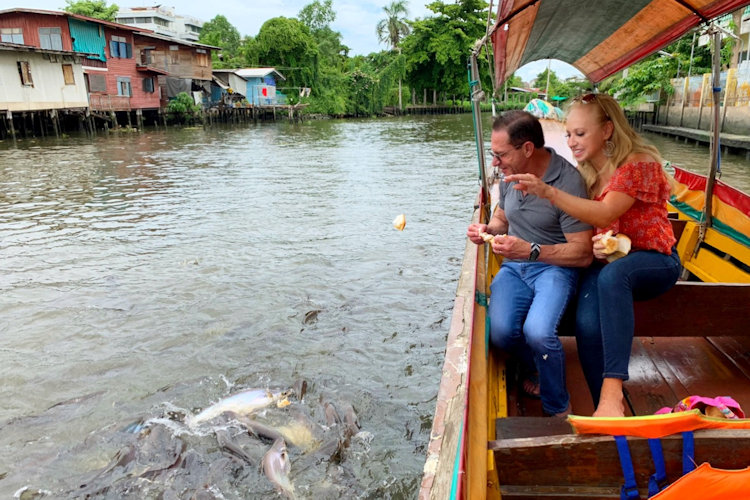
[603,140,615,157]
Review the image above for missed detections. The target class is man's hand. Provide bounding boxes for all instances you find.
[467,223,489,245]
[490,235,529,260]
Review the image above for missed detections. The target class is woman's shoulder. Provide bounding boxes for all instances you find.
[621,152,659,166]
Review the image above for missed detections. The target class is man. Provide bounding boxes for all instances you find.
[467,110,592,417]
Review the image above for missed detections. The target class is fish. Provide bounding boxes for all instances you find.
[262,438,295,498]
[188,388,290,427]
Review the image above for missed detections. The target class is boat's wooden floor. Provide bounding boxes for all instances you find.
[494,336,750,499]
[505,335,750,418]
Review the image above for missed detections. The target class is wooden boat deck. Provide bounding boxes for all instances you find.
[506,335,750,418]
[494,336,750,499]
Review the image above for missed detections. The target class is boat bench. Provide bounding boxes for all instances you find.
[558,217,750,338]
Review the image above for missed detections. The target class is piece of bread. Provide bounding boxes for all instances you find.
[479,232,505,243]
[393,214,406,231]
[599,230,631,262]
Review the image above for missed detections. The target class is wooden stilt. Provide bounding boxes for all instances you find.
[7,110,16,141]
[51,110,60,137]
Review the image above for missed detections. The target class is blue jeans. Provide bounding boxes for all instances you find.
[575,249,681,406]
[489,261,578,414]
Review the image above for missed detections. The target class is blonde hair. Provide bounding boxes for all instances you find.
[567,94,666,197]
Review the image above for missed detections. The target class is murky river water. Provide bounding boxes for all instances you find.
[1,114,748,499]
[0,116,479,498]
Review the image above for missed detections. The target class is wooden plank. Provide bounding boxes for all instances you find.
[563,338,596,416]
[632,282,750,337]
[706,336,750,380]
[467,247,489,500]
[419,224,478,499]
[491,429,750,494]
[622,339,678,416]
[639,337,750,413]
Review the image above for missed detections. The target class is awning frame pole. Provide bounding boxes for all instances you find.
[469,47,490,216]
[694,24,722,258]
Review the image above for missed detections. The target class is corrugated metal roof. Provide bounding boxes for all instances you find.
[132,31,219,50]
[235,68,286,80]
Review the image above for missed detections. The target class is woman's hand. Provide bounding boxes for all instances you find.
[467,223,488,245]
[591,233,609,260]
[504,173,555,200]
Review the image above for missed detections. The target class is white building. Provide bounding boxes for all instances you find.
[115,6,203,42]
[0,42,89,112]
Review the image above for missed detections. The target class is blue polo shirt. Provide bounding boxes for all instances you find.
[498,148,591,262]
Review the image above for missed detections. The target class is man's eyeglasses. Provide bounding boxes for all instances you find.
[573,93,610,119]
[488,144,521,161]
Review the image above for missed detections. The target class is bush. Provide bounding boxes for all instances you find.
[167,92,201,123]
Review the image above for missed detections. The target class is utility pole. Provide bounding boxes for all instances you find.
[545,58,551,101]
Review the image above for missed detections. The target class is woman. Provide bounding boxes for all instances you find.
[505,93,681,417]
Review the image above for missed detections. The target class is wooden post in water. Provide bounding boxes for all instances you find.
[51,110,60,137]
[6,110,15,141]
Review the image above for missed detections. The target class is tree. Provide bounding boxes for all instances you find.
[401,0,490,104]
[63,0,118,21]
[298,0,336,32]
[376,0,411,110]
[199,15,242,69]
[255,17,319,91]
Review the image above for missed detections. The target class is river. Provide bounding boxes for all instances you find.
[0,114,747,499]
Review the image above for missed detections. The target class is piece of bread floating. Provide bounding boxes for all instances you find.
[599,230,631,262]
[479,232,504,243]
[393,214,406,231]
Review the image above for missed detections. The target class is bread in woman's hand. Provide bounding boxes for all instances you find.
[599,230,631,262]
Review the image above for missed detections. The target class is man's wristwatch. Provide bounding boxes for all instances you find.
[528,242,541,261]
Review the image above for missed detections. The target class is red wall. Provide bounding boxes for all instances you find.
[102,27,161,110]
[0,11,73,50]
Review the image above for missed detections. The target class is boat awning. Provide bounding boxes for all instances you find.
[490,0,750,84]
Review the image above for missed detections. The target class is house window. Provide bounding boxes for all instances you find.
[62,64,75,84]
[87,73,106,93]
[142,77,154,93]
[1,27,24,44]
[117,76,132,96]
[39,27,63,50]
[169,45,179,64]
[17,61,33,86]
[109,35,132,59]
[196,51,208,67]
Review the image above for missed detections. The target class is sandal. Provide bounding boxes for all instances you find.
[521,377,541,399]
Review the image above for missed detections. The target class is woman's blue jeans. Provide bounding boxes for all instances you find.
[489,261,578,415]
[575,249,681,406]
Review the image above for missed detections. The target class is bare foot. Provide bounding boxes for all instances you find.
[593,399,625,417]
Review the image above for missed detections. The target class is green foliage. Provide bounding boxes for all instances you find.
[199,15,243,68]
[63,0,118,21]
[609,54,677,106]
[255,17,319,90]
[167,92,200,123]
[298,0,336,32]
[376,0,410,50]
[401,0,490,99]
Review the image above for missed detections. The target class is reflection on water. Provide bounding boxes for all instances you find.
[645,131,750,194]
[0,116,477,497]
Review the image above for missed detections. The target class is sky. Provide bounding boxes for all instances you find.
[6,0,584,82]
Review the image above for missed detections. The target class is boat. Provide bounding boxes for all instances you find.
[420,1,750,498]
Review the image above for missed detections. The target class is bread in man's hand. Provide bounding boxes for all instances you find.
[479,232,505,243]
[599,230,631,262]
